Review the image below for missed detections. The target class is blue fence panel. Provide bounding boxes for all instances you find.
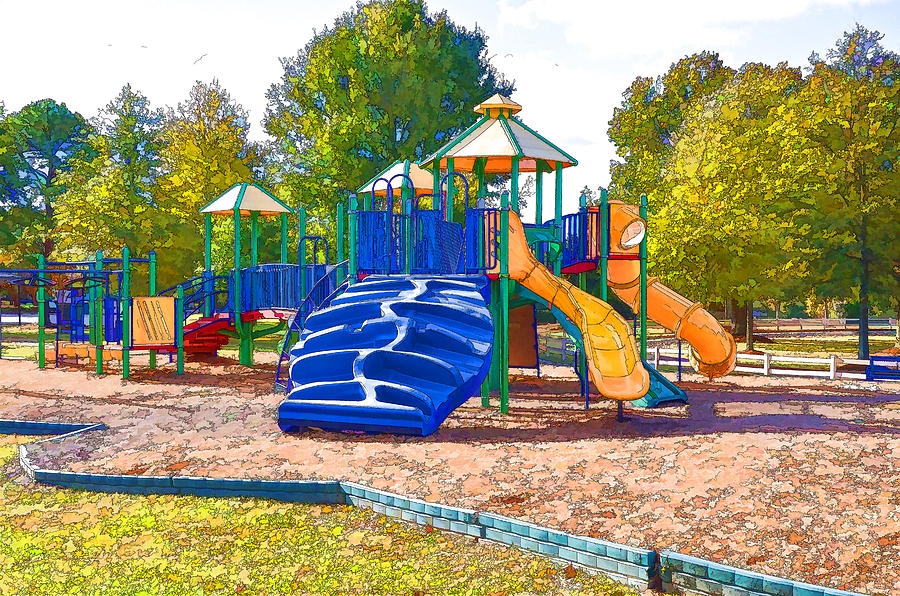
[238,264,303,312]
[440,221,465,274]
[104,297,122,343]
[357,211,390,274]
[465,209,499,273]
[559,210,599,270]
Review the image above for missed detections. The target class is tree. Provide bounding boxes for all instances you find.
[55,85,166,259]
[652,62,809,349]
[608,52,734,206]
[264,0,514,209]
[774,26,900,358]
[0,99,90,259]
[155,80,267,286]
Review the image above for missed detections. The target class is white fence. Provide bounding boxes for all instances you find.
[650,346,889,382]
[752,318,897,332]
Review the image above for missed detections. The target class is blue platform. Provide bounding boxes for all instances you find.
[278,275,494,436]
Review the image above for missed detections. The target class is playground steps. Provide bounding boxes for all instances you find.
[182,314,231,354]
[278,275,494,436]
[46,343,126,363]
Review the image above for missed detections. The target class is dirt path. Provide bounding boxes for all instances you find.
[1,358,898,595]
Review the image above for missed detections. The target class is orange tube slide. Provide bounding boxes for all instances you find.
[498,212,649,400]
[606,202,737,380]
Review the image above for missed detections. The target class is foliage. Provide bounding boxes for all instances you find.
[650,63,807,304]
[0,436,633,596]
[608,52,734,206]
[54,85,166,261]
[772,26,900,356]
[155,80,268,286]
[0,99,91,258]
[264,0,514,211]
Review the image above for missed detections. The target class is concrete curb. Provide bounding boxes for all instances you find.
[7,421,868,595]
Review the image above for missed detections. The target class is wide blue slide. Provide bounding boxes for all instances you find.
[277,275,494,436]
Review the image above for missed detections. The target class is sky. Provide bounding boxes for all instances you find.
[2,0,899,218]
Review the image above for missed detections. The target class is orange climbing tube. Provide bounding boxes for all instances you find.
[495,211,649,401]
[605,201,737,380]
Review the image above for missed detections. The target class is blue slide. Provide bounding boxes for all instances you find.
[278,275,494,436]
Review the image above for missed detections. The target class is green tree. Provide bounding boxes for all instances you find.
[264,0,513,211]
[55,84,166,259]
[0,99,90,259]
[608,52,734,206]
[156,80,267,286]
[652,63,809,348]
[774,26,900,358]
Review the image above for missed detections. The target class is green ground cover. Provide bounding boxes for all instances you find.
[0,436,633,595]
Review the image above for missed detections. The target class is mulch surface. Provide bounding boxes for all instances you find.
[1,358,899,595]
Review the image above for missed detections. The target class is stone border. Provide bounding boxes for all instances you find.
[7,421,868,595]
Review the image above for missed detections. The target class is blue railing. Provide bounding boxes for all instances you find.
[235,264,304,313]
[559,209,599,271]
[464,208,500,273]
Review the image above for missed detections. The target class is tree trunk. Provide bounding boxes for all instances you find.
[732,299,747,338]
[859,264,870,360]
[775,300,781,320]
[896,302,899,347]
[746,300,755,351]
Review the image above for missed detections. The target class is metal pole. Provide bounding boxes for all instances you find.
[37,254,45,369]
[640,194,648,360]
[554,162,563,276]
[205,213,213,317]
[298,208,307,298]
[678,339,683,382]
[500,191,510,415]
[535,162,543,225]
[250,211,258,267]
[148,251,156,370]
[511,159,519,214]
[122,246,131,379]
[176,285,184,375]
[447,157,455,222]
[280,212,288,264]
[348,196,358,283]
[96,250,105,374]
[600,189,609,302]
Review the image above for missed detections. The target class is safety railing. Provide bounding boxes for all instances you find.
[464,208,500,273]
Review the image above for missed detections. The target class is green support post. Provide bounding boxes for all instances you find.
[298,208,307,299]
[554,161,563,276]
[204,213,213,318]
[37,254,45,369]
[148,251,156,370]
[500,191,510,414]
[122,246,131,380]
[176,285,184,375]
[233,207,251,366]
[280,213,288,264]
[250,211,259,267]
[640,194,648,360]
[535,162,544,225]
[475,158,486,206]
[511,159,519,214]
[579,272,588,402]
[432,165,441,211]
[348,196,358,283]
[95,251,105,374]
[600,189,609,302]
[404,195,412,274]
[447,157,455,222]
[336,203,345,264]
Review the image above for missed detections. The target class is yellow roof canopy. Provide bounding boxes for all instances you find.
[357,159,435,197]
[200,183,293,216]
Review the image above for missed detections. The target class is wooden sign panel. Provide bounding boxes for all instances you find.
[132,297,176,347]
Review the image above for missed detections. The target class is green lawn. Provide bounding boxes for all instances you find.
[0,436,633,595]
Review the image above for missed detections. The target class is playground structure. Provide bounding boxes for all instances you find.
[277,95,737,435]
[0,95,736,436]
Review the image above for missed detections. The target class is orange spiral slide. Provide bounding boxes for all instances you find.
[493,208,736,402]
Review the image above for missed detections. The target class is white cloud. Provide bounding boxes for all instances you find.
[497,0,884,59]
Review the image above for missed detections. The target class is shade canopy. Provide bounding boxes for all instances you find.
[420,95,577,174]
[200,183,293,216]
[357,160,434,197]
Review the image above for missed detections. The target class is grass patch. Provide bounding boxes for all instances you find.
[0,436,633,595]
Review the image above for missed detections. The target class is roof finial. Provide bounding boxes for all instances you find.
[474,93,522,118]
